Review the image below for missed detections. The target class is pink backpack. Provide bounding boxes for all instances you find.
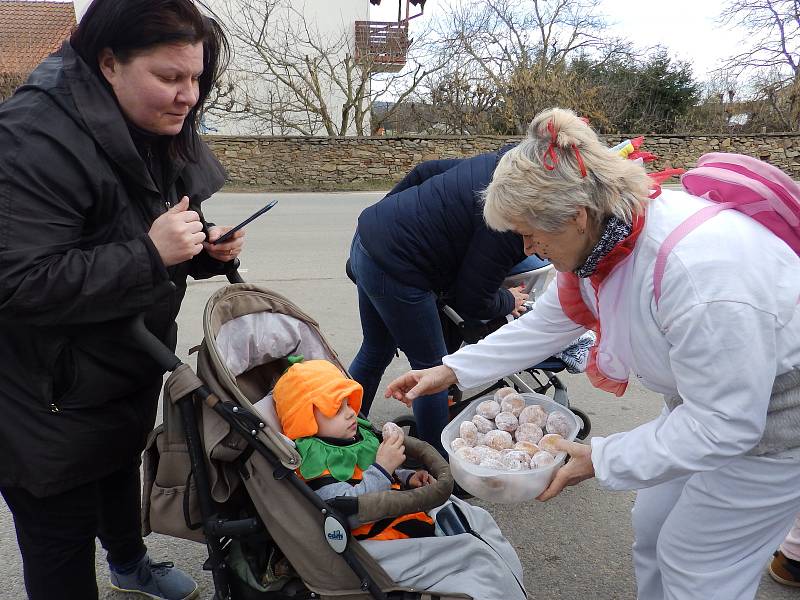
[653,153,800,307]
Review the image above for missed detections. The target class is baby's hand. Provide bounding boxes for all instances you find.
[408,470,436,488]
[376,432,406,474]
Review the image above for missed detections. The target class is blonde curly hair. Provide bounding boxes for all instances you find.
[483,108,652,232]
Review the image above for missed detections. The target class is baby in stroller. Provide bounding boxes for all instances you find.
[142,284,527,600]
[273,358,437,540]
[270,357,526,599]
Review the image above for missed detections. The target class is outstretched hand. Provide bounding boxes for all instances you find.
[384,365,457,406]
[536,438,595,501]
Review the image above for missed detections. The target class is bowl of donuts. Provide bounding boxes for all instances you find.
[440,388,581,503]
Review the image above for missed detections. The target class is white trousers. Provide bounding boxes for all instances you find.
[780,514,800,561]
[631,453,800,600]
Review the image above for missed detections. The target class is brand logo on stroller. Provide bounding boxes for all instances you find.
[324,516,348,553]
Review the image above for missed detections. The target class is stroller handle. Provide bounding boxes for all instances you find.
[130,262,245,374]
[354,436,454,525]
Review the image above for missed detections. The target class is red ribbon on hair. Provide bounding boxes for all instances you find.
[542,120,587,178]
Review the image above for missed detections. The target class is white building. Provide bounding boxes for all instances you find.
[205,0,371,136]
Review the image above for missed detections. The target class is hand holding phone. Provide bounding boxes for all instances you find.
[211,199,278,245]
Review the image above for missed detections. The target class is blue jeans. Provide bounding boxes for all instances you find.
[348,233,449,453]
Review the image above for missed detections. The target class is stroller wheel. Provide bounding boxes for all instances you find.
[571,407,592,440]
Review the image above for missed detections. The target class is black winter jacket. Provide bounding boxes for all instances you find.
[356,151,525,319]
[0,43,227,496]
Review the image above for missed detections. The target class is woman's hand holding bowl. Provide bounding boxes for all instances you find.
[536,437,595,501]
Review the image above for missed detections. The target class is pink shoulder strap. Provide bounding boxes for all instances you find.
[653,202,736,308]
[654,152,800,309]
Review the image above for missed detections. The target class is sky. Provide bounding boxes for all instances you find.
[370,0,743,83]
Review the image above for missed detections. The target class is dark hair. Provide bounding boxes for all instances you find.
[70,0,229,161]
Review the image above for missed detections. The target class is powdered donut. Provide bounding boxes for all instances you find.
[531,450,556,468]
[479,458,506,470]
[501,456,530,471]
[513,441,540,455]
[476,399,502,419]
[493,387,517,403]
[494,411,519,433]
[500,393,526,417]
[515,422,544,444]
[483,429,513,450]
[472,445,502,461]
[539,433,564,454]
[472,414,495,434]
[459,420,479,445]
[502,450,531,464]
[546,411,573,438]
[518,404,548,428]
[455,446,481,465]
[382,421,405,442]
[475,432,486,447]
[450,437,469,452]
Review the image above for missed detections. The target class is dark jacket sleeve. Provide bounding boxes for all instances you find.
[447,154,523,320]
[187,214,230,280]
[189,249,230,280]
[184,146,232,280]
[387,159,465,196]
[0,125,167,326]
[452,225,518,320]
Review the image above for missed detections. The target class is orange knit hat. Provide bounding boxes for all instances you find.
[273,359,363,440]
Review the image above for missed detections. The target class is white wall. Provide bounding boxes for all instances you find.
[72,0,90,22]
[205,0,370,136]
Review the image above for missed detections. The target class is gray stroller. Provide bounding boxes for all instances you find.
[136,275,525,600]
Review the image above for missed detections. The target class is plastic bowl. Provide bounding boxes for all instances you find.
[441,391,580,504]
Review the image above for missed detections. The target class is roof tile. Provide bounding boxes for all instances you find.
[0,1,75,75]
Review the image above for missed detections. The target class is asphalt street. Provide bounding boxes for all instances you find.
[0,191,794,599]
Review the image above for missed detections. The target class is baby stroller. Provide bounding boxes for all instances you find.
[136,270,525,600]
[345,255,592,441]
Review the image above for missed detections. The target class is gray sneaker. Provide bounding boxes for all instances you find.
[109,554,199,600]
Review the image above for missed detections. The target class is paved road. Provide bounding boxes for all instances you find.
[1,192,794,599]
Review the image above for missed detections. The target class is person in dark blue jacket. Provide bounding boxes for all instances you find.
[349,149,529,452]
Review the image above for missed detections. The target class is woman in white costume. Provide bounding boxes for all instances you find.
[385,107,800,600]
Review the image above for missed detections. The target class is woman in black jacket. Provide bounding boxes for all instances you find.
[0,1,240,598]
[349,151,529,453]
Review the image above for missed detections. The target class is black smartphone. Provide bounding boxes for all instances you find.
[211,199,278,245]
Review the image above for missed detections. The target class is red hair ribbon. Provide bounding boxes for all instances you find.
[542,120,588,178]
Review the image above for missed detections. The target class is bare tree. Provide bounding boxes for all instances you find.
[437,0,626,133]
[207,0,448,136]
[412,65,500,134]
[719,0,800,130]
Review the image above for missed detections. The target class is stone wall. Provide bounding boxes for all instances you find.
[204,133,800,190]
